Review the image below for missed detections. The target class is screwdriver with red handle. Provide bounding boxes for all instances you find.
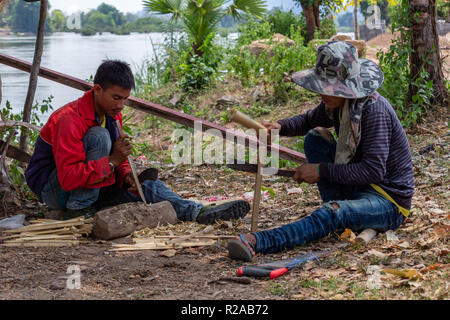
[237,252,323,279]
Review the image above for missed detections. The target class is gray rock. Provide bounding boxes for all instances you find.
[92,201,178,240]
[0,214,26,231]
[216,96,238,110]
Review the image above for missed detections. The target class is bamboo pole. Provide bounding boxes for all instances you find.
[115,120,147,205]
[227,109,267,232]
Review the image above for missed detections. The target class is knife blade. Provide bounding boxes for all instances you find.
[226,163,295,178]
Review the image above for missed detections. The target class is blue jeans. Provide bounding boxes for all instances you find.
[253,128,406,254]
[40,126,204,221]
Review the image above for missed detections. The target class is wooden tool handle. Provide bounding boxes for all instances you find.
[227,109,266,131]
[165,225,215,245]
[115,120,148,205]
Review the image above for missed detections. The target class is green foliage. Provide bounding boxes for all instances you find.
[336,11,354,28]
[0,96,53,196]
[229,26,316,102]
[437,0,450,21]
[179,33,223,92]
[268,9,303,39]
[376,0,435,128]
[235,14,273,47]
[50,9,66,32]
[5,0,52,34]
[144,0,267,55]
[316,16,337,39]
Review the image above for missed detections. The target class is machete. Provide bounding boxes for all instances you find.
[226,163,295,178]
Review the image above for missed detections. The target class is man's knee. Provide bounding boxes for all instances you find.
[304,127,333,156]
[309,127,333,142]
[83,127,111,157]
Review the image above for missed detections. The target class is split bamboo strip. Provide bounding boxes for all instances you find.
[111,240,217,251]
[1,241,81,247]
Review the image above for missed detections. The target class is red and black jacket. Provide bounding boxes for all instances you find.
[25,89,131,200]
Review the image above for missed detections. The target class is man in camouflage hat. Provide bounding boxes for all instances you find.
[228,41,415,261]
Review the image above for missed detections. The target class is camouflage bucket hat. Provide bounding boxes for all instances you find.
[292,41,384,99]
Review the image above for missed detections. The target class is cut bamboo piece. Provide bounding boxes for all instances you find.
[111,240,216,251]
[6,235,79,242]
[165,225,215,245]
[3,220,90,233]
[1,240,81,247]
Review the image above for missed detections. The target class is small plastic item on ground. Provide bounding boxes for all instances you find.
[241,190,270,201]
[136,155,147,161]
[203,196,232,202]
[0,214,26,231]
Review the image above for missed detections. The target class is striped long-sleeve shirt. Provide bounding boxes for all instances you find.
[278,94,415,209]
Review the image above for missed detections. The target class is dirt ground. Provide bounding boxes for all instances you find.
[0,112,448,300]
[365,31,450,80]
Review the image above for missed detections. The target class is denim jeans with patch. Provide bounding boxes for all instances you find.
[253,128,406,254]
[40,126,203,221]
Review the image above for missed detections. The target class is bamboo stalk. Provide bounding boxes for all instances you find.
[3,220,90,233]
[165,225,214,245]
[111,240,216,251]
[1,241,81,247]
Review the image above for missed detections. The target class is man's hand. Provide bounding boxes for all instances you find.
[292,163,320,184]
[109,135,132,166]
[124,172,138,192]
[261,121,281,145]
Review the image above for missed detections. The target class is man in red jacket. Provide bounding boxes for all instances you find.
[25,60,249,223]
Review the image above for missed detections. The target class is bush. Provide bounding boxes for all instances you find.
[80,25,96,36]
[268,9,303,39]
[228,26,316,102]
[178,33,224,93]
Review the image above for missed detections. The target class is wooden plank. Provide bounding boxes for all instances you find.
[0,52,306,164]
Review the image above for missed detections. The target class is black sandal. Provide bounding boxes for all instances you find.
[228,234,256,262]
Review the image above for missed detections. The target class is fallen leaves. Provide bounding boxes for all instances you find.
[340,229,356,244]
[381,268,423,281]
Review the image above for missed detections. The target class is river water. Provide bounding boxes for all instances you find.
[0,32,180,121]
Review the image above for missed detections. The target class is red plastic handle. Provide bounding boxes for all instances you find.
[270,268,288,279]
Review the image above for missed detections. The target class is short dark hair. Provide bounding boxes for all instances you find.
[94,60,135,90]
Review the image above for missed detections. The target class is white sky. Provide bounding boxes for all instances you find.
[49,0,291,14]
[49,0,146,14]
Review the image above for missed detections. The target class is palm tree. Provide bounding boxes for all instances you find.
[143,0,267,55]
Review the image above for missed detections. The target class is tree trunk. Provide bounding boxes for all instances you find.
[313,1,320,30]
[408,0,448,105]
[19,0,48,153]
[354,0,359,40]
[302,3,320,41]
